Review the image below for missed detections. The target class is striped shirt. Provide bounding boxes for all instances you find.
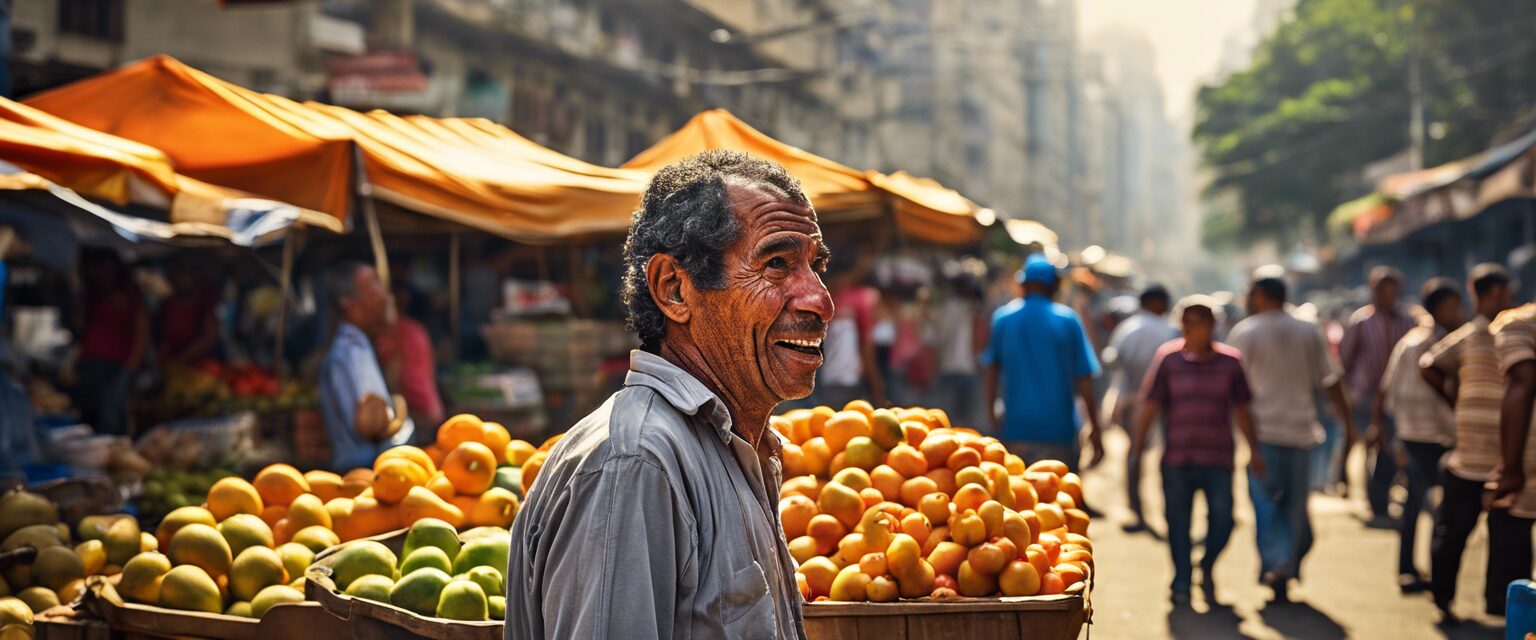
[1142,339,1252,468]
[1490,304,1536,518]
[1422,315,1503,482]
[1339,304,1414,399]
[1381,323,1454,446]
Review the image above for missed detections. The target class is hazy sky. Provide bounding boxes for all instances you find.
[1078,0,1262,120]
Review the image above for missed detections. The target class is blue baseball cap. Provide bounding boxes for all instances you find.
[1016,254,1058,285]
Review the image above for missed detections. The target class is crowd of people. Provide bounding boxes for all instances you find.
[803,251,1536,622]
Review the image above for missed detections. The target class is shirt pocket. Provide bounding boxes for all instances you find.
[720,561,777,639]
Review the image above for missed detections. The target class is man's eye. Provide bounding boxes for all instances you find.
[767,257,788,270]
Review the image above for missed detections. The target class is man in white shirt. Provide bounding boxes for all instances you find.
[1228,276,1356,601]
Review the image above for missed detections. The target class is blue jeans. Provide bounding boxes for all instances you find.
[1250,443,1314,579]
[1163,465,1235,593]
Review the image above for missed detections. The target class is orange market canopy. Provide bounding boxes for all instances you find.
[0,95,337,247]
[624,109,983,245]
[25,55,651,242]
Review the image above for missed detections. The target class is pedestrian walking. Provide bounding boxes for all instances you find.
[1340,267,1415,526]
[1420,264,1516,622]
[1106,284,1179,534]
[982,253,1105,471]
[1374,278,1462,593]
[1228,276,1356,601]
[1129,296,1264,606]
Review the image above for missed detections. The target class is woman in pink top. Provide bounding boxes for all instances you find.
[376,284,444,428]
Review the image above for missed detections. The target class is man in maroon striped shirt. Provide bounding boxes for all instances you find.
[1340,267,1415,524]
[1130,296,1265,606]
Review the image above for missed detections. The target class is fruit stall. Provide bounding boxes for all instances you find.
[3,403,1090,640]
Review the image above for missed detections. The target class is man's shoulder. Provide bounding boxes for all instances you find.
[1347,305,1376,326]
[1491,304,1536,335]
[542,386,702,477]
[1211,342,1244,362]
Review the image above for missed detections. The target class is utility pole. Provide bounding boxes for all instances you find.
[1407,12,1424,170]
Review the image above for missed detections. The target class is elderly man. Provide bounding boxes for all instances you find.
[506,151,829,640]
[317,262,413,471]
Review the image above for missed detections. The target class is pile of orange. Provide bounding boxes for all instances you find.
[194,414,542,545]
[774,401,1093,602]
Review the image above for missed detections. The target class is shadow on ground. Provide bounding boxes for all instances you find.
[1258,600,1345,639]
[1168,602,1256,639]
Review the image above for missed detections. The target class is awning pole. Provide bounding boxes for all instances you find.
[449,231,462,363]
[274,229,298,381]
[363,198,390,290]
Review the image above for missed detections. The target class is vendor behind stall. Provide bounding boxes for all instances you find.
[156,255,221,369]
[75,247,148,436]
[318,262,413,470]
[377,281,444,430]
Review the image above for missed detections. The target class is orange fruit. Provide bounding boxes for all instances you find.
[843,399,876,420]
[427,472,456,501]
[424,443,448,468]
[443,442,498,496]
[480,422,512,463]
[823,411,872,454]
[304,470,345,503]
[207,477,264,521]
[252,464,310,507]
[259,504,289,528]
[504,440,537,466]
[436,414,487,450]
[808,406,836,437]
[374,445,437,476]
[538,433,564,451]
[340,468,373,498]
[522,450,549,491]
[372,457,430,504]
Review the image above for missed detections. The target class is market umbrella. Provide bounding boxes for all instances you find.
[0,95,339,247]
[25,55,650,243]
[625,109,984,245]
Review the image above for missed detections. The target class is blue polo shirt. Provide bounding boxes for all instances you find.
[982,294,1101,443]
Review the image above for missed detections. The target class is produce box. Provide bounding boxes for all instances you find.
[305,529,503,640]
[33,616,113,640]
[80,576,349,640]
[802,590,1088,640]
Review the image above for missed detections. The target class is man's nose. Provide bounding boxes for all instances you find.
[792,270,834,323]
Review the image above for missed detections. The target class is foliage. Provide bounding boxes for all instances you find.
[1193,0,1536,246]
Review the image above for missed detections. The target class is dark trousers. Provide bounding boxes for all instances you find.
[75,357,130,436]
[1399,440,1446,575]
[1486,509,1534,615]
[1430,471,1535,615]
[1163,465,1235,593]
[1361,399,1397,518]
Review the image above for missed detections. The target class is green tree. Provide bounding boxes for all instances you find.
[1193,0,1536,247]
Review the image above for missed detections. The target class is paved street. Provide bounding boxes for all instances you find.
[1079,428,1510,639]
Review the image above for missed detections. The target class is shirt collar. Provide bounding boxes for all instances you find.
[336,322,369,344]
[625,350,735,444]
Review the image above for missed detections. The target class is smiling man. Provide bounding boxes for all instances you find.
[505,151,830,640]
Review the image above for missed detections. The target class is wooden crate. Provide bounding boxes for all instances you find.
[803,592,1088,640]
[80,576,350,640]
[306,530,503,640]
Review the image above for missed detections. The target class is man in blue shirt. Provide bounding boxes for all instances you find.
[318,262,413,470]
[983,254,1104,470]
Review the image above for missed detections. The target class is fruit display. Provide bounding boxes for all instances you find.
[312,518,509,622]
[159,360,315,417]
[0,489,145,637]
[774,402,1093,602]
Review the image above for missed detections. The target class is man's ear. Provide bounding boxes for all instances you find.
[647,253,692,325]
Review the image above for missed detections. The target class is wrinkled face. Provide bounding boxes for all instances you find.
[690,179,833,403]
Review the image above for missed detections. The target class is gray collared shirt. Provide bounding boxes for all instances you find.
[505,350,806,640]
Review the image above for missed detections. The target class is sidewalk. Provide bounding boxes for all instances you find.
[1079,428,1508,639]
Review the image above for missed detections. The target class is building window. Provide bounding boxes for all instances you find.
[58,0,126,42]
